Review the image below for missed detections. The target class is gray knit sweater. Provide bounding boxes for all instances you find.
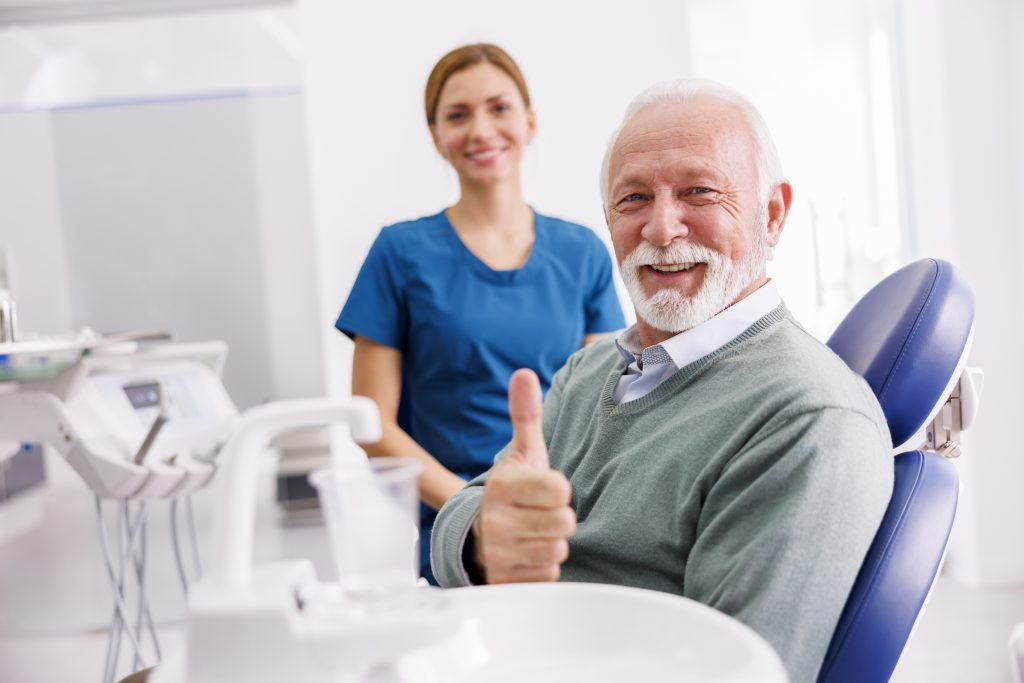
[431,305,893,683]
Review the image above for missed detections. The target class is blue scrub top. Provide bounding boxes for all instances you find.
[337,209,625,480]
[337,209,624,583]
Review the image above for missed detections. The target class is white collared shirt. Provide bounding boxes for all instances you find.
[613,281,782,405]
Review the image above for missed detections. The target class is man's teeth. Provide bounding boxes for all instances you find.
[649,263,698,273]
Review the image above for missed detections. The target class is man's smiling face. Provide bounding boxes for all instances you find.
[605,95,784,345]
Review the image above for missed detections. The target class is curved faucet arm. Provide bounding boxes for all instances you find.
[208,397,381,588]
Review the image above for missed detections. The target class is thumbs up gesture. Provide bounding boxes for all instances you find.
[472,369,577,584]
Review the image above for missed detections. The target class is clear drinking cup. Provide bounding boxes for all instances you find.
[309,457,422,601]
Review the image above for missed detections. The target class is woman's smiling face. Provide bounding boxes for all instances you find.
[431,62,535,187]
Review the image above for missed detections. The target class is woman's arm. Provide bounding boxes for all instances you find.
[352,335,468,510]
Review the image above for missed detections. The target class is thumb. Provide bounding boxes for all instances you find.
[507,368,549,469]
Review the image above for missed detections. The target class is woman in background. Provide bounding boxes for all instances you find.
[336,43,624,583]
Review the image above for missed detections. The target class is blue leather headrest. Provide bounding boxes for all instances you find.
[827,259,974,447]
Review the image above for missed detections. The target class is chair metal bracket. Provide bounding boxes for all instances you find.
[921,367,983,459]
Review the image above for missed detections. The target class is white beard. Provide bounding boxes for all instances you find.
[620,210,770,334]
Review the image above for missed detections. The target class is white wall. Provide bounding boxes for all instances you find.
[0,9,320,409]
[54,96,277,409]
[248,93,325,400]
[0,7,300,108]
[899,0,1024,586]
[686,0,907,339]
[0,91,323,409]
[296,0,692,399]
[0,110,74,334]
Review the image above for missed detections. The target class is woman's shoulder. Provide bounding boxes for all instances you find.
[369,211,454,261]
[534,210,593,234]
[534,211,606,250]
[379,210,449,240]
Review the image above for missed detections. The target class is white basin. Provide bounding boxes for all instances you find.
[437,582,788,683]
[152,581,787,682]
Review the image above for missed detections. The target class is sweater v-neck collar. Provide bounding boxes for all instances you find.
[600,304,789,416]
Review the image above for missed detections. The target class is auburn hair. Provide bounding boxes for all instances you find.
[424,43,531,125]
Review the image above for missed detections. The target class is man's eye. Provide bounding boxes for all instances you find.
[690,187,713,195]
[623,193,644,202]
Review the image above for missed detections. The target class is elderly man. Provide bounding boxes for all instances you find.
[430,79,893,683]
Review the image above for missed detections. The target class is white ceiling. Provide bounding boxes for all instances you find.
[0,0,287,25]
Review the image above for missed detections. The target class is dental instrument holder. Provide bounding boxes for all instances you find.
[185,398,460,683]
[0,339,231,499]
[0,336,237,682]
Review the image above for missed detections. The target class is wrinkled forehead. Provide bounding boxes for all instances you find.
[609,97,758,182]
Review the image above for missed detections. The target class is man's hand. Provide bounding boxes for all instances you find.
[473,369,576,583]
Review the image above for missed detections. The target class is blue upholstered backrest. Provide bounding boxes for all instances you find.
[817,259,974,683]
[827,259,974,447]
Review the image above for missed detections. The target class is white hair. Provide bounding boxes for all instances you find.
[599,78,783,208]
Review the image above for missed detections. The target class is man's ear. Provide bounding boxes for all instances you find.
[766,180,793,247]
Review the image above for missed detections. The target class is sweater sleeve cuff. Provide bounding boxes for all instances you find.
[430,486,485,588]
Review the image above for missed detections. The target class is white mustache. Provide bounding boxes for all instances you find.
[622,241,723,270]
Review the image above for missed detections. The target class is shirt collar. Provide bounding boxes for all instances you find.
[615,280,782,370]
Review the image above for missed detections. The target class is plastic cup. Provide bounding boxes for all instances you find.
[309,457,422,601]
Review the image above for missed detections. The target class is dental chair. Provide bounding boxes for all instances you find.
[817,258,977,683]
